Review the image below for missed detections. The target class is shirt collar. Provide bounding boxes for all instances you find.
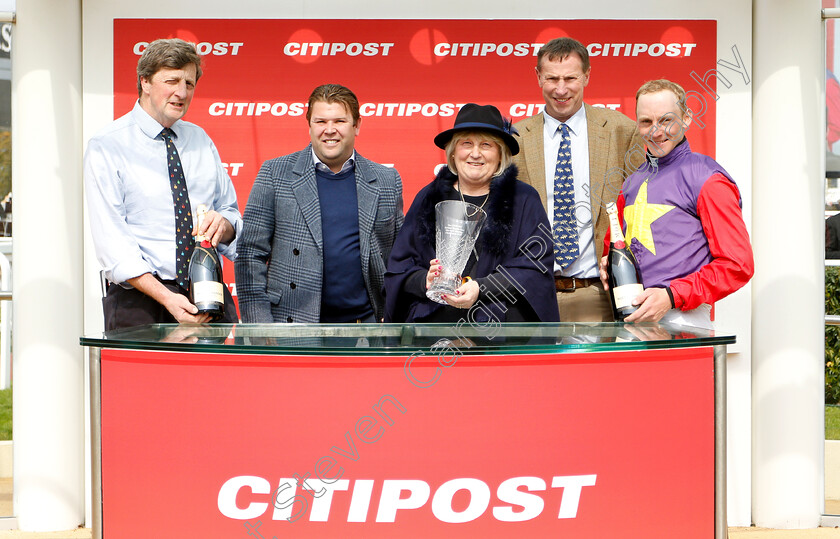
[311,148,357,174]
[132,100,183,140]
[543,104,586,138]
[647,137,690,168]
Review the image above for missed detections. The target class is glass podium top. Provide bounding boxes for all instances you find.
[81,322,735,356]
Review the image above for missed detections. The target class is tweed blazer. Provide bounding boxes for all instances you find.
[512,103,645,267]
[235,146,404,323]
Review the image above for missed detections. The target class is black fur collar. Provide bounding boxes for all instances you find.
[416,165,518,257]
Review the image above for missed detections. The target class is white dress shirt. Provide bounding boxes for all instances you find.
[311,148,357,174]
[84,101,242,285]
[542,107,598,279]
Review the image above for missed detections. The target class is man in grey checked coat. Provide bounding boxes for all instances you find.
[235,84,404,323]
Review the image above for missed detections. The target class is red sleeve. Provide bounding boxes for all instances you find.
[668,173,754,310]
[602,192,626,258]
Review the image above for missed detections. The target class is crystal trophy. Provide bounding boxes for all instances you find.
[425,200,487,305]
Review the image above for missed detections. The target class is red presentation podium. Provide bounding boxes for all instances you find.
[82,322,731,539]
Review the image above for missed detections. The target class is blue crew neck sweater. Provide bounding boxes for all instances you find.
[315,166,373,322]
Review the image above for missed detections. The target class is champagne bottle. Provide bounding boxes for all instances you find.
[188,204,225,320]
[606,202,644,321]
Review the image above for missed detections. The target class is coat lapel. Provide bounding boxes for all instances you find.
[586,104,609,239]
[354,156,378,271]
[523,115,548,207]
[291,149,324,251]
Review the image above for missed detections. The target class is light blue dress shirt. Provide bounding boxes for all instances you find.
[84,101,242,285]
[542,106,597,278]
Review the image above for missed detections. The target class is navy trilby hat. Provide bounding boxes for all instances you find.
[434,103,520,155]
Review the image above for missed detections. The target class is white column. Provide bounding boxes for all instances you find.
[752,0,824,528]
[11,0,85,531]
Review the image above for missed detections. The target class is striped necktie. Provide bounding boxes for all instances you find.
[160,128,193,289]
[552,123,579,268]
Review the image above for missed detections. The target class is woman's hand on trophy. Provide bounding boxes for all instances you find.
[443,277,479,309]
[426,259,443,289]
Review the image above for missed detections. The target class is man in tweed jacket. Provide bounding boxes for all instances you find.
[513,37,645,322]
[235,84,403,323]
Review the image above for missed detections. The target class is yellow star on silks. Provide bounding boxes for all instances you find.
[623,180,675,256]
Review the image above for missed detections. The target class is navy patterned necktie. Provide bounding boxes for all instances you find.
[160,128,193,289]
[552,123,579,268]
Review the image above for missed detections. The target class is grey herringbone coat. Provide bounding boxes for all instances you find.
[235,146,403,323]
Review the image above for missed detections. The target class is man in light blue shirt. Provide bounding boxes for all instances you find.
[85,38,241,330]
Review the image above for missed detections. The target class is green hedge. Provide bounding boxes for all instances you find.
[827,267,840,404]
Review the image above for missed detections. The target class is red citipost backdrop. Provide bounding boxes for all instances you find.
[113,19,718,294]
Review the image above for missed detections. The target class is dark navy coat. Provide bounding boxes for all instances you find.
[384,165,559,323]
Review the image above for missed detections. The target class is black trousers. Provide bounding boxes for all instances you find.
[103,278,238,331]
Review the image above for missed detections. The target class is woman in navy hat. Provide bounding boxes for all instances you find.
[384,104,560,323]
